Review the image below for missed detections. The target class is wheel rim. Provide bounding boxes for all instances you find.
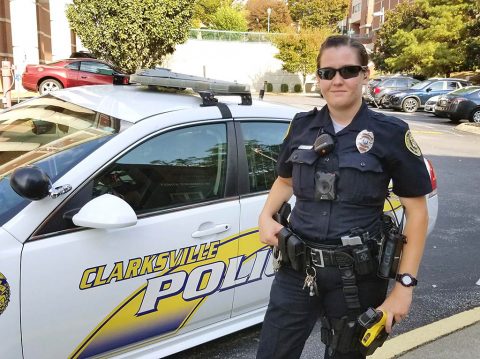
[473,111,480,123]
[403,98,418,112]
[41,81,60,94]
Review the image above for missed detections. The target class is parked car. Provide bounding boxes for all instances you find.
[22,58,129,95]
[382,78,471,113]
[369,76,419,107]
[0,69,438,358]
[424,95,442,114]
[434,86,480,123]
[363,76,388,104]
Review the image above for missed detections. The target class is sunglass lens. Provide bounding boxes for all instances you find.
[318,68,336,80]
[339,66,361,79]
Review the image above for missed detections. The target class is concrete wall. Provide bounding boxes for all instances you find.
[164,39,309,93]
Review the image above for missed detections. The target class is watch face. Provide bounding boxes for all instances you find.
[402,276,413,285]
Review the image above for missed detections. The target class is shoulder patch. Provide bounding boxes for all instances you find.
[405,130,422,156]
[293,107,318,121]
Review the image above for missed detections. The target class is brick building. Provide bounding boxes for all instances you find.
[343,0,409,50]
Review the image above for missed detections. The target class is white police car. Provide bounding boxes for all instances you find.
[0,70,438,358]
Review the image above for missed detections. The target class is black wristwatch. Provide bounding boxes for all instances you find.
[396,273,418,287]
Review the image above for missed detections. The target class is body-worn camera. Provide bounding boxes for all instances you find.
[315,171,336,201]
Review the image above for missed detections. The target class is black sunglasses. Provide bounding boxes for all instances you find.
[317,65,367,80]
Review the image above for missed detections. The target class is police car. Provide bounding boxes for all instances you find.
[0,69,438,358]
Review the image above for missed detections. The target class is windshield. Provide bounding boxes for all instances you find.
[450,86,480,95]
[410,80,434,90]
[0,95,123,226]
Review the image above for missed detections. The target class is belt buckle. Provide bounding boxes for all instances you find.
[311,248,325,268]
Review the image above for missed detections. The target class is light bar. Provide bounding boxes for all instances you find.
[130,68,250,94]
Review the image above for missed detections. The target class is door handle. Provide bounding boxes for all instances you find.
[81,76,87,79]
[191,224,230,238]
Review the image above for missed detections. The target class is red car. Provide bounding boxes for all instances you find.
[22,58,129,94]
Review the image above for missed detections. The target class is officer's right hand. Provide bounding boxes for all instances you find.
[258,214,284,247]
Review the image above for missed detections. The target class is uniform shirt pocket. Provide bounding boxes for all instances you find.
[337,153,389,205]
[287,149,318,199]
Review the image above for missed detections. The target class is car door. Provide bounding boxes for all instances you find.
[232,119,291,316]
[421,81,445,104]
[76,61,116,86]
[64,61,81,87]
[20,121,240,359]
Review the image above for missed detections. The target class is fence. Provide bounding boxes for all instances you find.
[188,29,283,42]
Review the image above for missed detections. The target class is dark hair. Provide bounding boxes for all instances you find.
[316,35,368,68]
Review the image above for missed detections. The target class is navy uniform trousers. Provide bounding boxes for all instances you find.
[256,265,388,359]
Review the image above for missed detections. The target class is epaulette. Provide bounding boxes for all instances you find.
[293,107,318,121]
[370,110,408,129]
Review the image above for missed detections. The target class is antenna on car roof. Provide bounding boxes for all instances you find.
[129,68,252,106]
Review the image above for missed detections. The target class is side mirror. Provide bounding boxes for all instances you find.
[72,194,137,229]
[10,166,51,200]
[426,88,432,92]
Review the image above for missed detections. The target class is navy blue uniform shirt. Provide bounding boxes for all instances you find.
[276,103,432,243]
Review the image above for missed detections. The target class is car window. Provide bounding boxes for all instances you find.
[381,79,395,87]
[65,62,80,70]
[396,78,409,87]
[411,80,433,90]
[428,81,444,91]
[447,81,459,90]
[0,96,122,227]
[80,61,114,75]
[241,121,289,193]
[34,123,228,237]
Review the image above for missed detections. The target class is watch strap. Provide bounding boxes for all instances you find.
[396,273,418,287]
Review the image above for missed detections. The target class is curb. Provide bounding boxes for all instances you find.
[456,123,480,135]
[370,307,480,358]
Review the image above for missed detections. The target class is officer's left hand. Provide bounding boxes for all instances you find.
[377,284,413,333]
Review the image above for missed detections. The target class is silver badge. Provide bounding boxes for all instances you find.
[356,130,374,153]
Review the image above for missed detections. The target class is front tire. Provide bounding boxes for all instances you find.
[470,108,480,123]
[39,79,63,95]
[402,97,419,113]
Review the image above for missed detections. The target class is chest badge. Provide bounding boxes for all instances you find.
[356,130,374,153]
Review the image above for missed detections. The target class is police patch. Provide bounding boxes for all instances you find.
[356,130,374,153]
[0,272,10,315]
[405,130,422,156]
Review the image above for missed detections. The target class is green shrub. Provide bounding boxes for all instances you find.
[294,84,302,93]
[281,83,289,92]
[266,82,273,92]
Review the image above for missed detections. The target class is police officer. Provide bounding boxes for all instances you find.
[256,35,432,359]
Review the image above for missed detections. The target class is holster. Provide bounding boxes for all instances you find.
[276,227,306,272]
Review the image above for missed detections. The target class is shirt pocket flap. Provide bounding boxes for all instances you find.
[287,149,318,165]
[339,153,383,173]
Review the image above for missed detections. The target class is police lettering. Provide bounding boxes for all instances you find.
[79,241,221,290]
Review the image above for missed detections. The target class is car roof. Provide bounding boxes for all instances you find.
[50,84,298,123]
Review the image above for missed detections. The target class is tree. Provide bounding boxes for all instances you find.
[371,1,427,73]
[193,0,234,27]
[372,0,479,77]
[210,5,249,31]
[66,0,194,74]
[288,0,349,29]
[272,28,332,92]
[245,0,292,32]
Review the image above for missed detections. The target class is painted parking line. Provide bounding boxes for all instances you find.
[370,307,480,359]
[476,278,480,286]
[411,130,444,135]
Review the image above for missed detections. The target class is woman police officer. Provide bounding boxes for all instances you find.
[256,35,432,359]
